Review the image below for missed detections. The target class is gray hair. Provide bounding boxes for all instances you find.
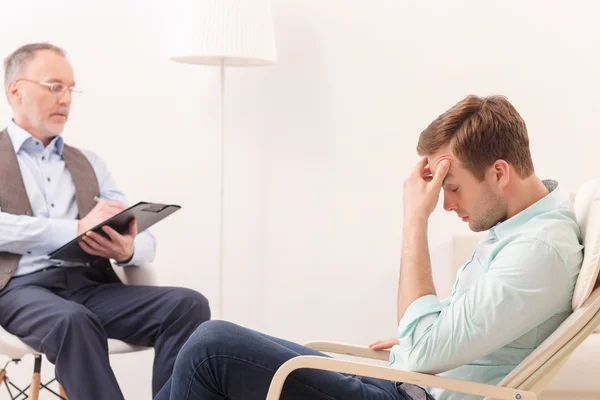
[4,43,66,88]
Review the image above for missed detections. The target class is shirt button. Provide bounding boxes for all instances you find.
[35,142,40,146]
[51,203,55,208]
[41,156,45,161]
[47,177,51,182]
[27,251,32,254]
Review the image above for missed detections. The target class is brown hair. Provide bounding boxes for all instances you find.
[4,43,66,89]
[417,95,534,180]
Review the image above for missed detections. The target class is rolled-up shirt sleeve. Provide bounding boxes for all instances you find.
[398,295,445,341]
[396,239,572,374]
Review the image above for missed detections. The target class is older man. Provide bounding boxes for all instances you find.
[0,43,211,399]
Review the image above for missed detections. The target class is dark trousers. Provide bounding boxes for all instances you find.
[155,320,433,400]
[0,266,211,399]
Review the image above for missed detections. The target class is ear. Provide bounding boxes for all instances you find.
[6,81,21,105]
[489,160,510,189]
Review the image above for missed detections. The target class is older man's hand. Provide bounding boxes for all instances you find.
[79,219,137,263]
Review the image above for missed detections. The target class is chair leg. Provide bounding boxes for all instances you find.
[29,355,42,400]
[0,367,6,397]
[59,383,68,399]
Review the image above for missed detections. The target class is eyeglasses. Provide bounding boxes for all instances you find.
[16,79,82,97]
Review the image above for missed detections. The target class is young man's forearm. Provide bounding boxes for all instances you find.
[397,217,436,323]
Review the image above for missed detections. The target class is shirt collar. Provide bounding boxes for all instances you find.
[52,135,65,155]
[7,119,64,155]
[489,179,566,239]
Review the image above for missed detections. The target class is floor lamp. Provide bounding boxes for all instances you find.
[169,0,277,319]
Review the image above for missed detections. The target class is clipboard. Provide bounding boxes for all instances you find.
[49,201,181,263]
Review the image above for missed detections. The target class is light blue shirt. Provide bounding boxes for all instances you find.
[391,180,583,400]
[0,120,156,276]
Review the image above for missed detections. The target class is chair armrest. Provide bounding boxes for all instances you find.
[266,356,536,400]
[304,341,390,361]
[113,263,157,286]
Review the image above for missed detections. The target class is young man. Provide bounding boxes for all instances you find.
[0,43,211,399]
[155,95,583,400]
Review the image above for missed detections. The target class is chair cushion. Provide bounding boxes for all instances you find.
[572,180,600,310]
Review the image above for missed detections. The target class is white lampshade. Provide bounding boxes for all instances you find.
[169,0,277,66]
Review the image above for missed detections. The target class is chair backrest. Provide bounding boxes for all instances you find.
[572,180,600,310]
[495,179,600,393]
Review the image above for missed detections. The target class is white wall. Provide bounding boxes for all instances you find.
[0,0,599,398]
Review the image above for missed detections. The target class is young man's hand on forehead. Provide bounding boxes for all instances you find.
[403,157,451,222]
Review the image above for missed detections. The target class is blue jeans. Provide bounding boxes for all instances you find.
[154,320,420,400]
